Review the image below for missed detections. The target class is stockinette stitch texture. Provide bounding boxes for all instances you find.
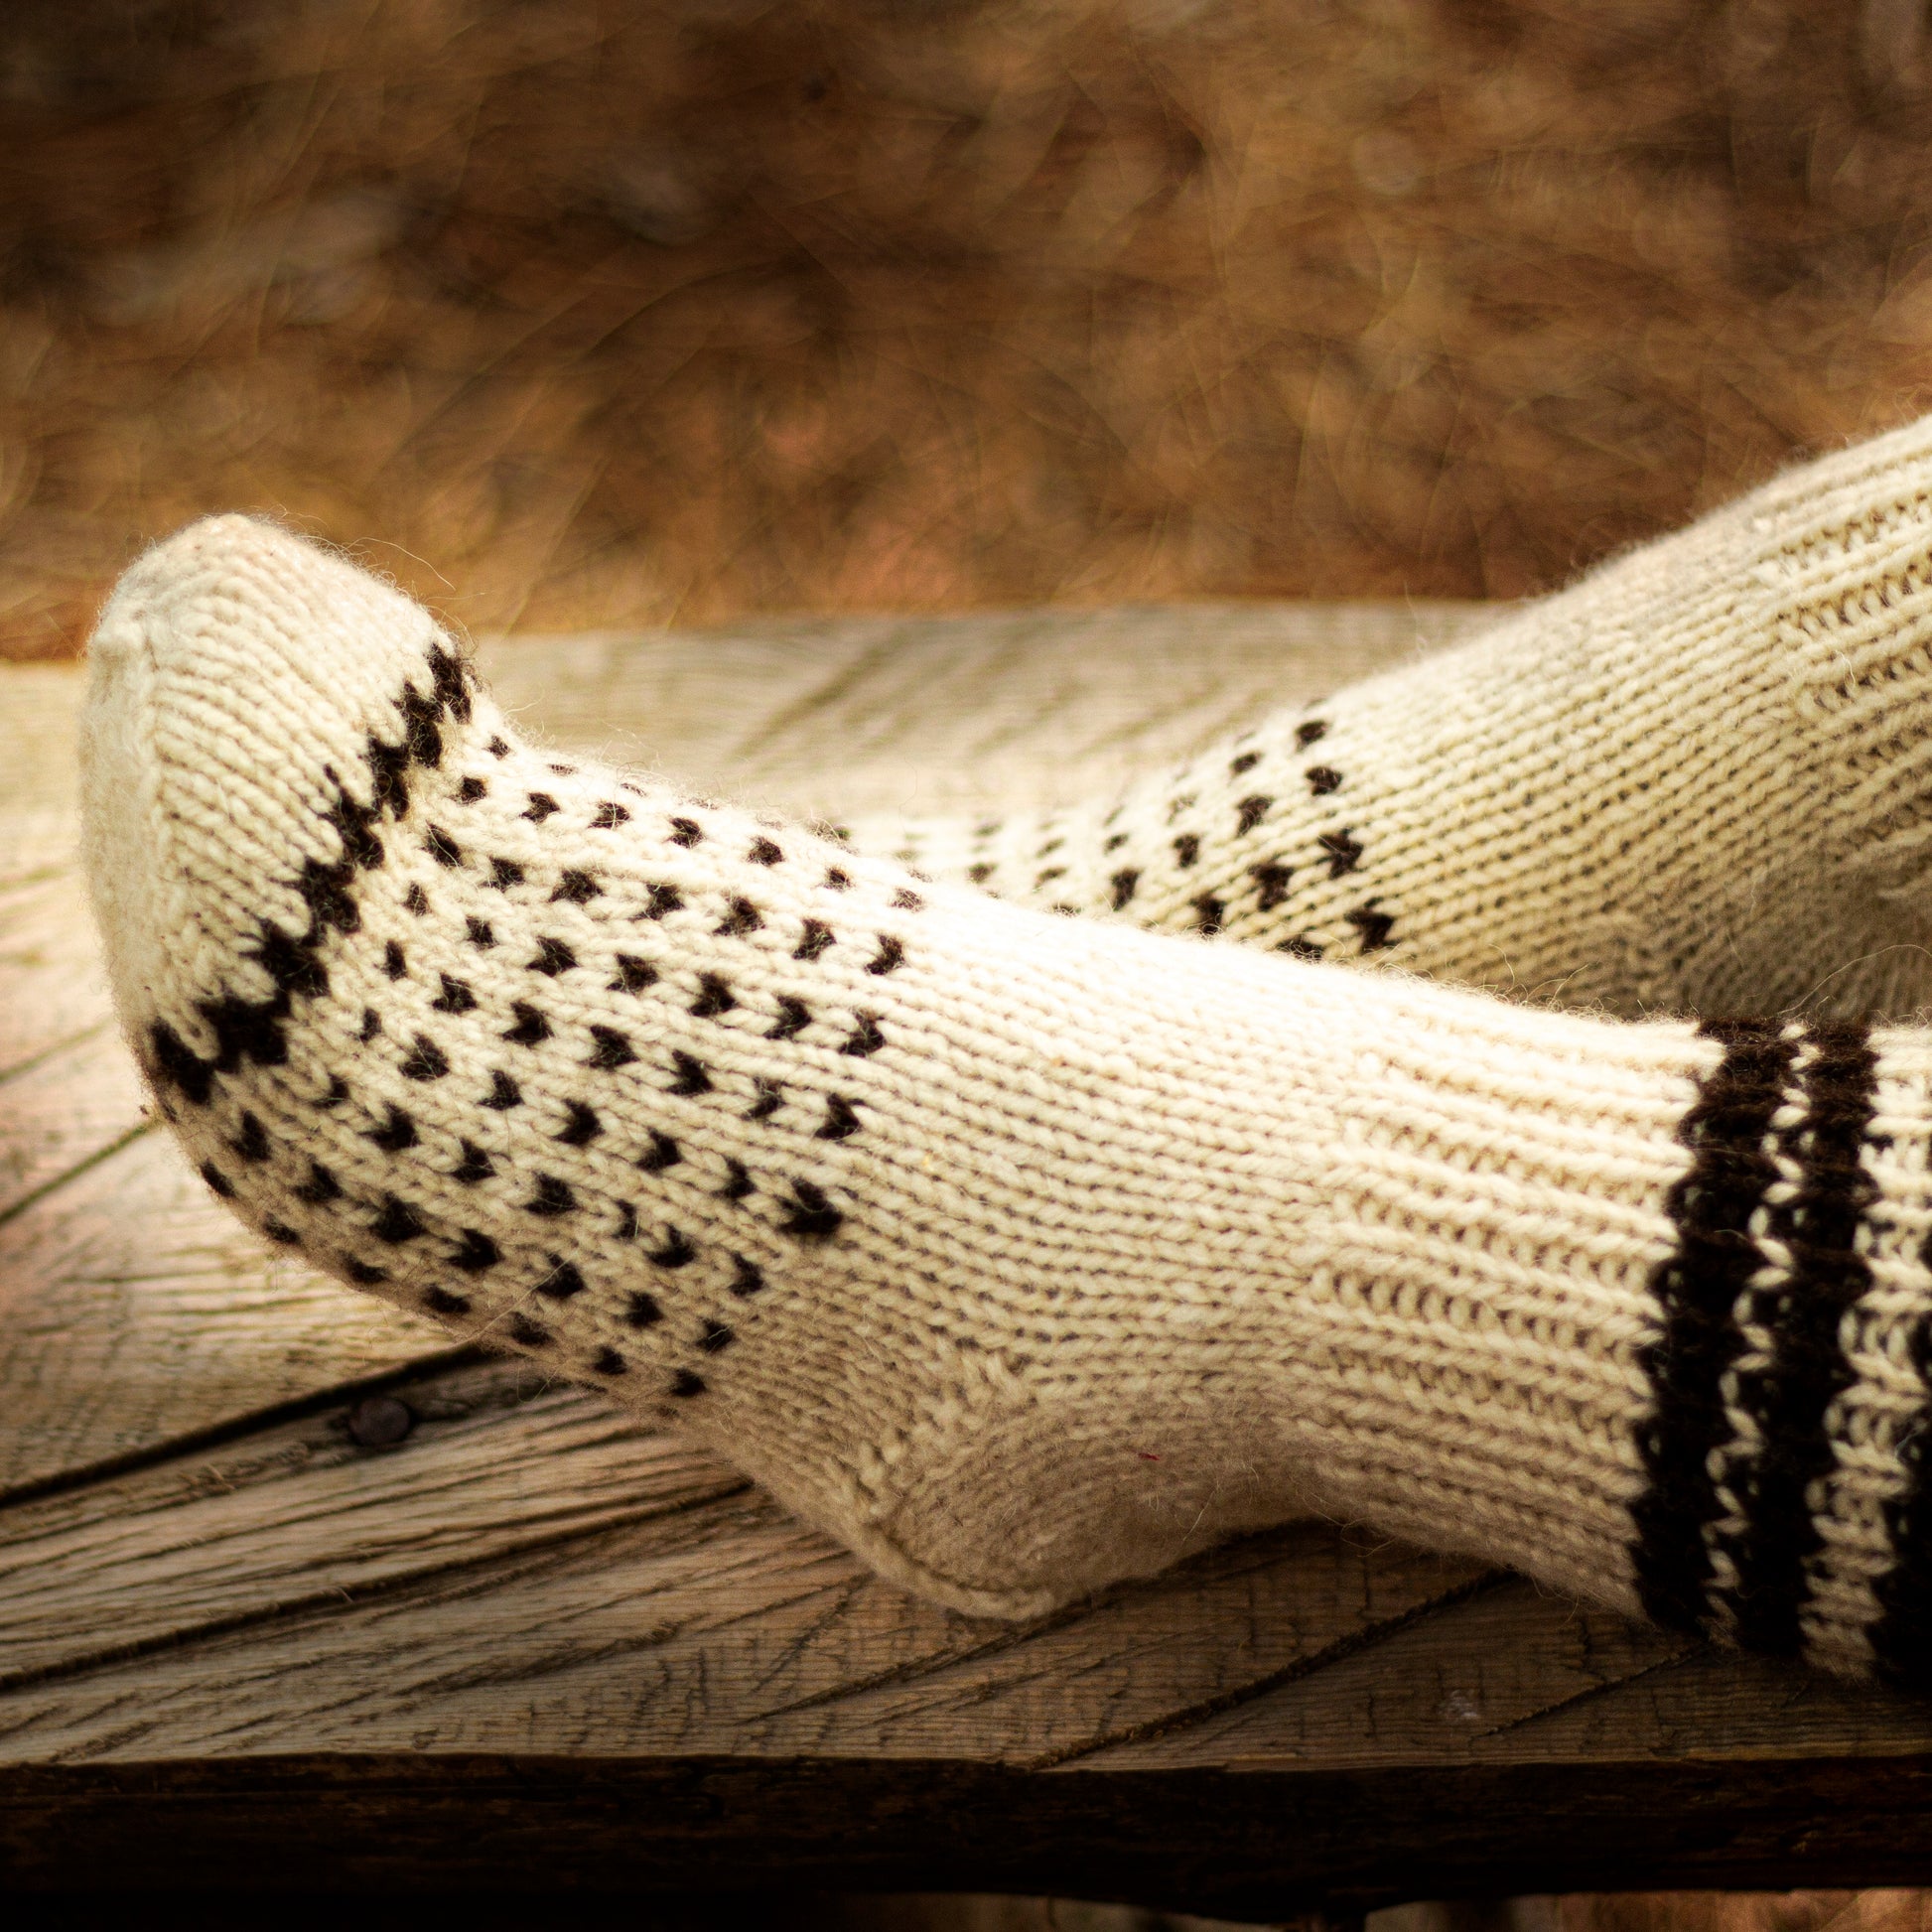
[848,411,1932,1021]
[78,506,1932,1685]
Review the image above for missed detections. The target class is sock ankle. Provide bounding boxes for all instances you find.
[848,414,1932,1021]
[80,513,1932,1684]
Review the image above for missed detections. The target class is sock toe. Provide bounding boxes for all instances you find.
[81,514,472,1095]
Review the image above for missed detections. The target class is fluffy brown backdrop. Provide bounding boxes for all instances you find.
[5,0,1932,657]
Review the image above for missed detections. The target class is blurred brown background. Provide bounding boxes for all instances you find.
[8,0,1932,658]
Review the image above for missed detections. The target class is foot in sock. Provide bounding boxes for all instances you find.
[81,512,1932,1683]
[849,413,1932,1021]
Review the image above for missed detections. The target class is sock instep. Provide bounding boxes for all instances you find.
[848,412,1932,1021]
[78,509,1932,1682]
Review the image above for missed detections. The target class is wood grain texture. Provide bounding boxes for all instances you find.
[11,602,1932,1906]
[0,1126,451,1497]
[481,601,1489,817]
[0,1365,1493,1766]
[0,865,109,1070]
[0,1026,144,1224]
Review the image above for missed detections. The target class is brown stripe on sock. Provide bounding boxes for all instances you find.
[1629,1017,1796,1636]
[1870,1310,1932,1689]
[1715,1021,1878,1659]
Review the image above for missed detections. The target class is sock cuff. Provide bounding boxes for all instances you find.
[1620,1017,1932,1678]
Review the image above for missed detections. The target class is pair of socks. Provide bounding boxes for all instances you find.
[76,414,1932,1684]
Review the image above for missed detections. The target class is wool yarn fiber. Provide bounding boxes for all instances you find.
[855,414,1932,1023]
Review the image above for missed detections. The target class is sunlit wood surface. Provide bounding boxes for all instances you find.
[8,602,1932,1911]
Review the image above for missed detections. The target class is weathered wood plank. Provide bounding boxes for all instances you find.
[478,602,1489,817]
[0,664,82,825]
[0,1313,1922,1776]
[0,1025,144,1224]
[1075,1575,1696,1770]
[1449,1640,1932,1763]
[0,1359,744,1689]
[8,1373,1930,1776]
[743,1536,1499,1767]
[0,1392,1496,1766]
[0,867,110,1070]
[0,1127,444,1496]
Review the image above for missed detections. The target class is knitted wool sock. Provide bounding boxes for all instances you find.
[80,514,1932,1684]
[846,413,1932,1020]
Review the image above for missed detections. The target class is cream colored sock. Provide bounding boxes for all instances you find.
[848,414,1932,1021]
[80,514,1932,1684]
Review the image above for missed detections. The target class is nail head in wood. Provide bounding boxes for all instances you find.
[345,1395,415,1449]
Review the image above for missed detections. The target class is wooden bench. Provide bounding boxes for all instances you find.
[8,601,1932,1912]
